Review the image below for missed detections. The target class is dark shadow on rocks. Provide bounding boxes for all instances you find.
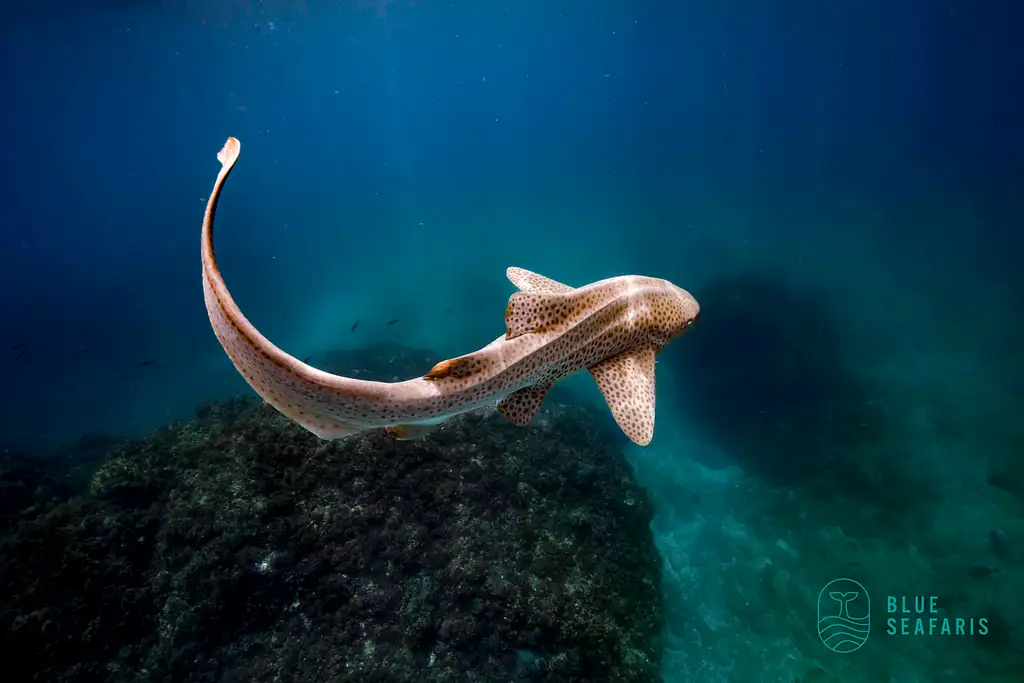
[985,428,1024,501]
[667,272,927,521]
[0,342,663,683]
[0,433,119,534]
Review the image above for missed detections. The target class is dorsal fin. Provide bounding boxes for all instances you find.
[504,290,578,339]
[589,346,658,446]
[506,267,574,294]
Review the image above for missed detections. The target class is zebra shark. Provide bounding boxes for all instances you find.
[201,137,699,446]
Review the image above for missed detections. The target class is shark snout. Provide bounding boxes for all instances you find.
[673,283,700,325]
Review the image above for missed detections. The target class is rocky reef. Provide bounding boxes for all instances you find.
[0,343,663,683]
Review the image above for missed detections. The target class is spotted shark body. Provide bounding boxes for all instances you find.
[202,137,699,446]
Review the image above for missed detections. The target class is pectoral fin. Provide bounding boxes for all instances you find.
[497,384,552,425]
[589,346,658,446]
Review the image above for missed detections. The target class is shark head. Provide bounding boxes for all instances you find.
[639,278,700,350]
[669,281,701,337]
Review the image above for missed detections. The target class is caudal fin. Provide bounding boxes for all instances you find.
[201,137,392,442]
[217,137,240,167]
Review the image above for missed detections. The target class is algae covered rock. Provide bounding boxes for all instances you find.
[0,343,663,683]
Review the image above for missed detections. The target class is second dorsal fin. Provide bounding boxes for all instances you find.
[423,354,479,380]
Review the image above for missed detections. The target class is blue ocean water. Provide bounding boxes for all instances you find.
[1,1,1022,681]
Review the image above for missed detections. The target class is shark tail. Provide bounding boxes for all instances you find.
[203,137,404,441]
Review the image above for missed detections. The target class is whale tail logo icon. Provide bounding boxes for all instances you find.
[817,579,870,653]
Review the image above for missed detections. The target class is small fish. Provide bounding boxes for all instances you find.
[967,565,999,579]
[9,342,26,351]
[137,360,155,367]
[281,309,291,320]
[70,347,92,355]
[990,530,1009,560]
[351,320,359,332]
[302,355,313,364]
[386,318,400,326]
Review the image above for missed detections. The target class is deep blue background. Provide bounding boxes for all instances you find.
[2,0,1020,450]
